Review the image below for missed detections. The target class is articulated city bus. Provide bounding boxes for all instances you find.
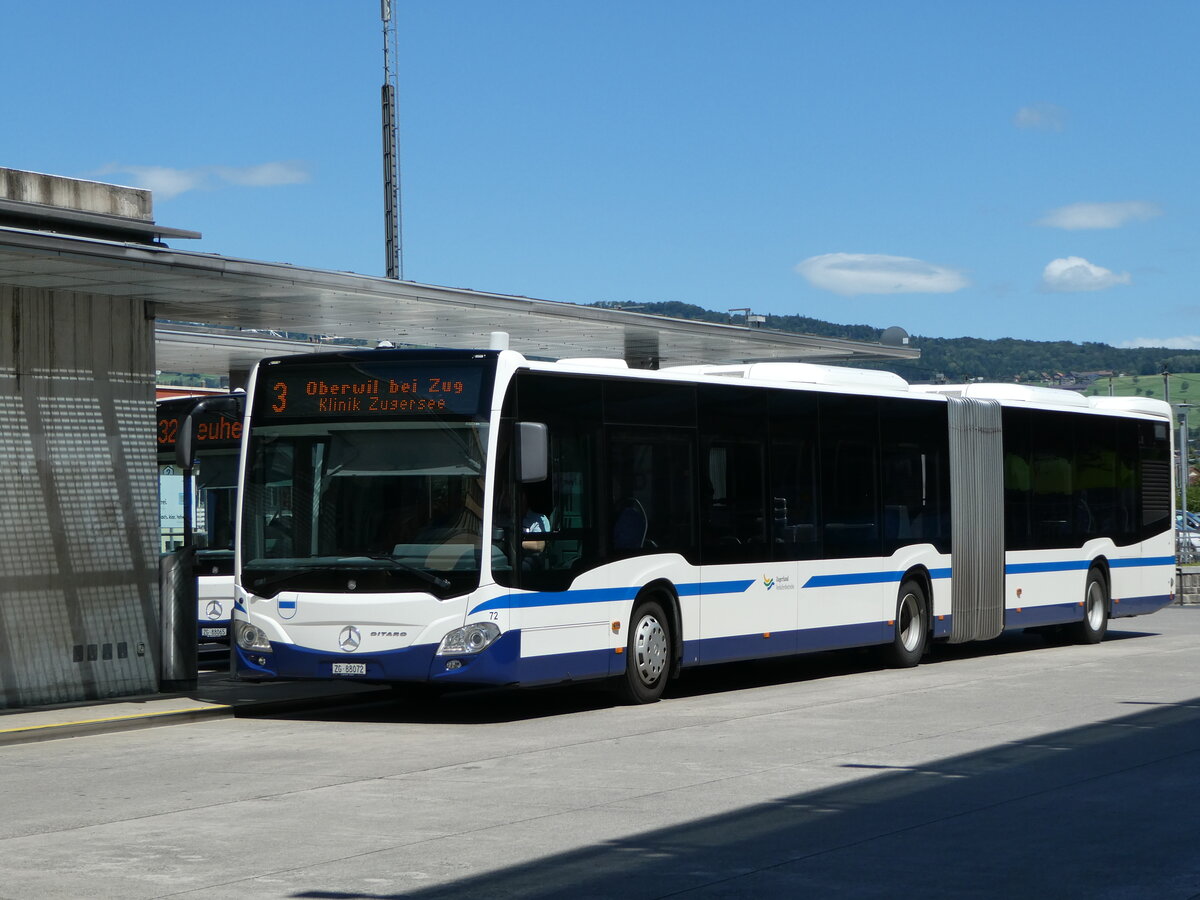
[231,348,1174,702]
[157,393,244,646]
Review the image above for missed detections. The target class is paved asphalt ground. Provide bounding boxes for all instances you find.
[1,607,1199,899]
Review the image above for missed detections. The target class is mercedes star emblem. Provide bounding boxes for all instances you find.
[339,626,361,652]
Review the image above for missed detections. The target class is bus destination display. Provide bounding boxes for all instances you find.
[258,364,488,419]
[157,398,244,451]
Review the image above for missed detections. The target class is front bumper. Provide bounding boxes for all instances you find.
[235,629,524,685]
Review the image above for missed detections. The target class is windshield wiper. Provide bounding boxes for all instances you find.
[358,555,452,590]
[244,565,330,596]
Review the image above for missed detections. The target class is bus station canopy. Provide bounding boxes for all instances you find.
[0,225,920,374]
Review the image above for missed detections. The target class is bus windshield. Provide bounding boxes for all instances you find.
[241,420,489,599]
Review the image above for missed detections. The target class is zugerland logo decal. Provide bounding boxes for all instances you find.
[339,626,361,652]
[763,576,775,591]
[764,574,795,591]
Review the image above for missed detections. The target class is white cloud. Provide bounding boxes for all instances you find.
[96,161,311,200]
[1014,103,1067,131]
[1041,256,1131,292]
[1119,336,1200,350]
[1037,201,1162,230]
[213,161,310,188]
[795,253,968,297]
[98,165,208,200]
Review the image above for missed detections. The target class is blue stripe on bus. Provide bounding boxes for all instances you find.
[800,555,1169,590]
[1005,560,1091,574]
[1006,556,1175,575]
[802,567,952,589]
[1109,556,1175,569]
[678,579,757,597]
[469,579,755,614]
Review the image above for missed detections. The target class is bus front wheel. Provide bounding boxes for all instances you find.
[617,598,672,704]
[883,580,928,668]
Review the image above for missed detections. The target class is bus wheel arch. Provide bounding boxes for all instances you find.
[883,570,931,668]
[616,582,678,704]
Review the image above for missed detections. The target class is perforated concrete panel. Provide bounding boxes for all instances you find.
[0,287,158,707]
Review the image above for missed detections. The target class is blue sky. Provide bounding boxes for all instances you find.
[3,1,1196,348]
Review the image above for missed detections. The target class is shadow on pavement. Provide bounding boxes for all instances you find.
[291,692,1200,899]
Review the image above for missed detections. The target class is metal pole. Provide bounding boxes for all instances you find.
[164,458,197,691]
[181,462,194,549]
[1181,407,1190,527]
[381,1,402,280]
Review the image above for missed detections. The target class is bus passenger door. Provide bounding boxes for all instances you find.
[818,397,889,646]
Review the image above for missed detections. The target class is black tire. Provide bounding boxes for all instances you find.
[617,598,672,704]
[1069,568,1109,645]
[883,579,928,668]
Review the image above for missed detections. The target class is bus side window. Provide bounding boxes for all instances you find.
[880,397,950,555]
[702,440,766,563]
[607,433,695,560]
[768,438,819,559]
[820,395,880,559]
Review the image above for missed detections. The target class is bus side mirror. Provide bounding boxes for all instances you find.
[517,422,548,483]
[175,395,243,470]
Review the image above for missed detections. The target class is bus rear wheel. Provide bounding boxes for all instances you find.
[617,598,671,704]
[1069,569,1109,645]
[883,580,928,668]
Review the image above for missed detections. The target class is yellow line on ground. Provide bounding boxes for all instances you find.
[0,705,231,735]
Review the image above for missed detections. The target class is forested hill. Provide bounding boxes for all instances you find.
[593,300,1199,383]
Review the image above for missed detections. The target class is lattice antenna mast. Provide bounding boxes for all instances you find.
[381,1,404,279]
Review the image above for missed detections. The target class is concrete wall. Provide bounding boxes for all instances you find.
[0,286,159,708]
[0,168,153,221]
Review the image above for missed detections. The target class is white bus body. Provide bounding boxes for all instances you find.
[231,349,1174,701]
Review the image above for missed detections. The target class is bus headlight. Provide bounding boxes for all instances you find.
[235,621,272,652]
[437,622,500,656]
